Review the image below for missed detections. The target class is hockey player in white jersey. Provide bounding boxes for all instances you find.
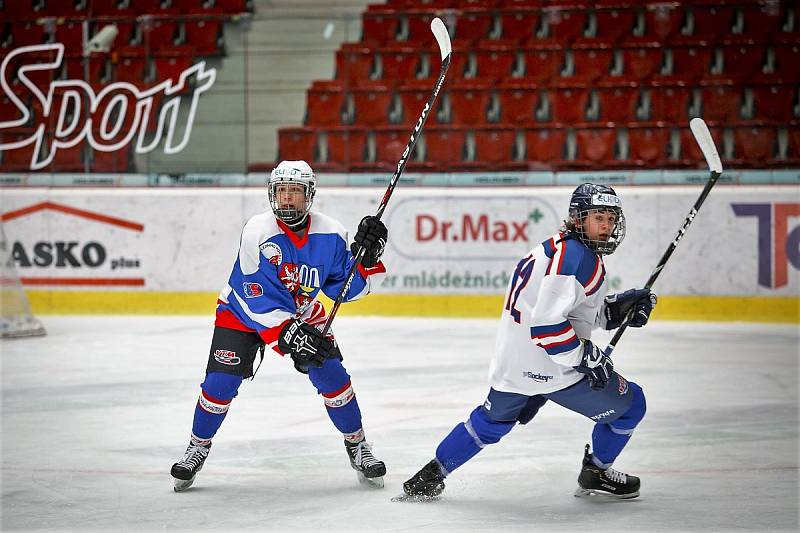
[402,183,657,500]
[170,160,388,492]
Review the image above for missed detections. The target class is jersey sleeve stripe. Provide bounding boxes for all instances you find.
[537,334,580,355]
[531,319,572,337]
[584,261,606,296]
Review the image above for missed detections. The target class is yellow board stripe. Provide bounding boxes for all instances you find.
[26,291,800,323]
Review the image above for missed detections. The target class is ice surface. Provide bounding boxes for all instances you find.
[2,317,798,532]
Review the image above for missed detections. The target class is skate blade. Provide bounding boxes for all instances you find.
[574,487,639,500]
[173,476,196,492]
[356,471,384,489]
[391,493,441,503]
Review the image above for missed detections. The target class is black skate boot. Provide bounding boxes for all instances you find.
[171,441,211,492]
[575,444,640,499]
[400,460,446,501]
[345,439,386,488]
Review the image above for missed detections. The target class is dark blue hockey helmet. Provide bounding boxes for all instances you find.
[566,183,626,255]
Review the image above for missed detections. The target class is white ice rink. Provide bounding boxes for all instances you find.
[1,316,798,532]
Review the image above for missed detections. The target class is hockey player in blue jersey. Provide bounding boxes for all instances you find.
[171,160,389,491]
[402,183,657,500]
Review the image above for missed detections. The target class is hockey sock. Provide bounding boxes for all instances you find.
[591,382,646,467]
[191,372,243,440]
[435,406,515,475]
[308,359,363,435]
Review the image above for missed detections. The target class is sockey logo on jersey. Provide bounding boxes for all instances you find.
[243,282,263,298]
[260,242,282,266]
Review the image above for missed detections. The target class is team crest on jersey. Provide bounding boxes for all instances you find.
[243,282,263,298]
[260,242,282,266]
[279,263,300,292]
[618,375,629,395]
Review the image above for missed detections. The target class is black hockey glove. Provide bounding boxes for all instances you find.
[278,319,333,369]
[351,215,387,268]
[574,340,614,391]
[603,288,657,330]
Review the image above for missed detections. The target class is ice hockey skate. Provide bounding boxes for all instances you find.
[393,460,446,502]
[574,445,640,499]
[345,439,386,488]
[171,441,211,492]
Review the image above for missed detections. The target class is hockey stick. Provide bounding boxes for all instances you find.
[605,118,723,355]
[320,18,452,337]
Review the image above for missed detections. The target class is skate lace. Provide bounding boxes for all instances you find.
[179,444,209,469]
[603,467,627,484]
[352,441,382,467]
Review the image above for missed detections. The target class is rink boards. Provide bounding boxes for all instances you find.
[2,185,798,322]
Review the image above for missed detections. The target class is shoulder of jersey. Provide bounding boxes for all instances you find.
[309,211,347,241]
[543,234,604,292]
[241,212,281,246]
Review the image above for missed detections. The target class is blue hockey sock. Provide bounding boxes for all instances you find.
[435,407,515,475]
[308,358,363,437]
[591,382,646,467]
[191,372,243,441]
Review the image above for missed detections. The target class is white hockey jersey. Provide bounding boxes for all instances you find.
[488,232,609,395]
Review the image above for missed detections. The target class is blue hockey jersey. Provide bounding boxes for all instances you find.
[215,211,385,352]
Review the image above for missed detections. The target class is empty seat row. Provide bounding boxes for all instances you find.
[362,2,798,46]
[277,124,800,171]
[335,41,800,84]
[304,78,799,127]
[1,15,224,55]
[0,130,132,172]
[1,0,250,19]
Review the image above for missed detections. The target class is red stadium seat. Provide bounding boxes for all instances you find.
[140,14,178,52]
[379,44,420,83]
[621,44,663,80]
[215,0,249,13]
[628,125,669,165]
[422,126,465,169]
[648,81,691,123]
[543,6,587,45]
[374,126,408,168]
[335,43,374,83]
[406,10,436,45]
[64,53,110,85]
[152,47,195,87]
[751,84,797,122]
[53,20,84,52]
[678,127,723,166]
[524,126,566,168]
[129,0,172,12]
[474,40,518,82]
[90,1,126,16]
[362,5,400,45]
[670,45,714,82]
[549,83,589,124]
[569,46,613,82]
[520,46,562,84]
[277,127,317,162]
[594,8,636,44]
[91,145,131,172]
[114,46,149,86]
[720,44,766,81]
[733,125,775,166]
[738,4,784,43]
[11,21,48,47]
[0,129,38,171]
[499,8,540,42]
[0,90,27,123]
[498,79,539,124]
[351,81,393,126]
[699,80,742,123]
[454,8,494,41]
[184,15,223,55]
[4,0,43,19]
[774,44,800,83]
[323,127,368,169]
[689,5,735,42]
[448,79,492,126]
[596,81,640,123]
[473,126,518,166]
[786,126,800,161]
[48,141,86,172]
[575,127,616,166]
[398,79,445,126]
[305,80,346,127]
[643,3,684,40]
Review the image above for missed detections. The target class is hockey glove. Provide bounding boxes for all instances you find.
[351,216,387,268]
[574,340,614,391]
[603,288,657,330]
[278,319,333,369]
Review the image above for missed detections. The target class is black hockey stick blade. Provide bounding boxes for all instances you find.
[320,18,452,337]
[606,118,723,354]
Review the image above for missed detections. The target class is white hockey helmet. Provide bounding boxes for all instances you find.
[268,160,316,226]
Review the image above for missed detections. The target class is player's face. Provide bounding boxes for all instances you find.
[579,209,617,242]
[275,183,306,211]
